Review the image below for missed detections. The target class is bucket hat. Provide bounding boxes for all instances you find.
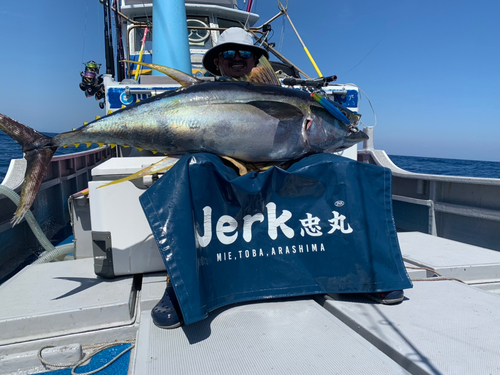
[202,27,269,76]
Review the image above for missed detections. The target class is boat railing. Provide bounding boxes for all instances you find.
[1,146,113,192]
[0,146,114,281]
[359,127,500,251]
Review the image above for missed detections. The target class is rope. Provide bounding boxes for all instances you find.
[357,86,377,128]
[338,31,389,78]
[406,265,442,276]
[37,341,135,374]
[0,185,55,253]
[412,277,466,283]
[405,265,466,284]
[0,184,75,263]
[278,12,285,52]
[340,83,377,128]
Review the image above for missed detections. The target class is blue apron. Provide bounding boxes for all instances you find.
[140,153,412,325]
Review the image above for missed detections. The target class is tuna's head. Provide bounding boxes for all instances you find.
[306,104,367,153]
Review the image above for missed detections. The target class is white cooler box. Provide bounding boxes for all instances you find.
[88,156,178,278]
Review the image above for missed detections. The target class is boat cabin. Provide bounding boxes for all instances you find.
[120,0,259,78]
[102,0,262,113]
[100,0,359,126]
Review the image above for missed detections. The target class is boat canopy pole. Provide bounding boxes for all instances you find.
[248,1,311,79]
[152,0,192,75]
[277,1,323,77]
[247,29,311,79]
[251,1,287,29]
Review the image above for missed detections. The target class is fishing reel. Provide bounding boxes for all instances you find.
[79,61,105,108]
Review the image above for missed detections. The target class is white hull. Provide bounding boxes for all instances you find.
[1,1,500,373]
[1,231,500,374]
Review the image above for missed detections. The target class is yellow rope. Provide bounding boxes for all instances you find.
[278,1,323,77]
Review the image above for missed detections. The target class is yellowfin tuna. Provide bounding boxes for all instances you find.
[0,60,366,225]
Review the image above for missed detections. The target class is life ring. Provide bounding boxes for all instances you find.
[187,19,210,44]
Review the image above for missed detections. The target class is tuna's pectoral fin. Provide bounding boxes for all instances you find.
[13,147,57,226]
[97,156,180,189]
[122,60,202,87]
[247,101,303,120]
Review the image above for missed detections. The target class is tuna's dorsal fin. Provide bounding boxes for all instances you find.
[122,60,202,87]
[240,56,282,86]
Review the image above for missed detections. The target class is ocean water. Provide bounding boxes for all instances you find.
[1,131,500,180]
[388,154,500,179]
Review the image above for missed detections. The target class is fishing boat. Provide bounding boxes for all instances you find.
[1,0,500,374]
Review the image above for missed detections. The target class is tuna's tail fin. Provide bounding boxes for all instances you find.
[0,114,56,225]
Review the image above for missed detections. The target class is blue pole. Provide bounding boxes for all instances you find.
[152,0,192,75]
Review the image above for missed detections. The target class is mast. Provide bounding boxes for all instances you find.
[152,0,192,75]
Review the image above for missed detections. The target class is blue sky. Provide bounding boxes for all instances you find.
[1,0,499,161]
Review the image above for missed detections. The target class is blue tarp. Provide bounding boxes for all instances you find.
[34,344,131,375]
[140,153,412,325]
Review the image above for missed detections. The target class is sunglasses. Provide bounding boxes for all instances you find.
[220,50,253,60]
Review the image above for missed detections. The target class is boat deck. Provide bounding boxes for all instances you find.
[134,299,410,375]
[1,232,500,374]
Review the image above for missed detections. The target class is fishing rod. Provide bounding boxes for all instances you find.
[103,0,115,76]
[107,0,115,77]
[113,0,126,82]
[134,27,149,81]
[99,0,148,26]
[282,75,337,89]
[246,0,254,12]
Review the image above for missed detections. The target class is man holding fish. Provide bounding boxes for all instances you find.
[150,27,270,329]
[149,28,407,329]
